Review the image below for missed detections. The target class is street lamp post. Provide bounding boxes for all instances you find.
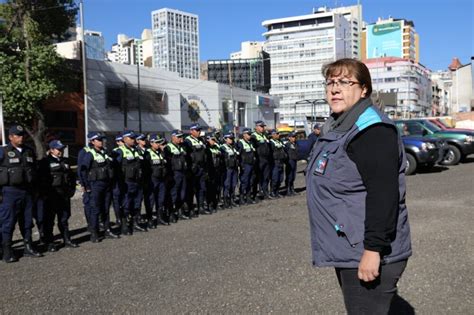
[80,0,88,144]
[295,99,327,131]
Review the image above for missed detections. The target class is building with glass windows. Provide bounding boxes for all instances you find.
[206,50,271,93]
[363,17,419,63]
[262,8,351,123]
[364,57,431,118]
[76,28,105,61]
[151,8,200,79]
[107,30,153,67]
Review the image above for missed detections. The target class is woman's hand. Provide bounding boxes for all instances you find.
[358,250,381,282]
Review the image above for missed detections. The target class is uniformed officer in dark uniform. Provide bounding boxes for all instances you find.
[115,130,146,235]
[145,134,169,227]
[38,140,78,251]
[285,132,299,196]
[269,129,287,198]
[0,125,42,262]
[220,133,239,208]
[164,130,189,222]
[78,132,114,242]
[109,133,125,231]
[184,123,210,216]
[236,128,256,205]
[205,133,223,213]
[251,121,271,200]
[77,136,94,231]
[135,133,150,227]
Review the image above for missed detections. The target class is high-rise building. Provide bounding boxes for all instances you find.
[151,8,200,79]
[328,4,363,59]
[364,57,431,117]
[54,27,105,61]
[447,57,473,113]
[262,8,352,122]
[363,17,419,63]
[207,51,271,93]
[230,41,265,59]
[107,29,153,67]
[76,28,106,61]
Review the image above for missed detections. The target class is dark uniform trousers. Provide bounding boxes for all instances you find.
[149,177,166,217]
[191,167,206,206]
[82,191,91,226]
[239,163,254,195]
[170,171,186,208]
[123,180,139,218]
[206,170,222,209]
[111,180,124,221]
[89,180,110,232]
[285,159,297,188]
[223,167,238,198]
[271,161,284,193]
[0,186,34,241]
[257,159,271,195]
[43,191,71,243]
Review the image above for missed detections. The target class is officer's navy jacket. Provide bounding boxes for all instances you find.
[306,105,412,268]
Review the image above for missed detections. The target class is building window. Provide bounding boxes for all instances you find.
[45,111,78,128]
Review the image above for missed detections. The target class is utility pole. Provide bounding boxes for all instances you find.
[123,81,128,128]
[135,42,142,133]
[80,0,88,144]
[228,62,236,135]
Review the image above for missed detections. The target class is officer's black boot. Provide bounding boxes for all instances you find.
[47,243,58,252]
[23,239,43,257]
[247,193,257,204]
[104,228,120,239]
[157,207,170,225]
[90,230,100,243]
[291,185,298,195]
[147,217,157,229]
[178,206,190,220]
[231,194,238,208]
[121,217,132,235]
[99,222,106,233]
[239,193,246,206]
[274,190,281,198]
[2,241,18,263]
[63,229,79,248]
[224,196,231,209]
[286,186,292,196]
[133,215,147,232]
[199,203,211,215]
[170,208,178,223]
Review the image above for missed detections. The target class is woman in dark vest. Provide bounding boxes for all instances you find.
[306,58,412,314]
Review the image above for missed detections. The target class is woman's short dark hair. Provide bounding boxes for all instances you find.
[322,58,373,97]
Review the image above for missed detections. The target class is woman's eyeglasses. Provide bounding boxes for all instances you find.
[323,79,361,89]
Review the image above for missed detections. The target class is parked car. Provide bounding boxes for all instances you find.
[401,136,447,175]
[426,118,473,132]
[395,119,474,165]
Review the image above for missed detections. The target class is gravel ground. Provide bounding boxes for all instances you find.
[0,159,473,314]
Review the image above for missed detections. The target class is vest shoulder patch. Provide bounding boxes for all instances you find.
[355,106,382,131]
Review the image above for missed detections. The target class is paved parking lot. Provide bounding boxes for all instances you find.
[0,159,473,314]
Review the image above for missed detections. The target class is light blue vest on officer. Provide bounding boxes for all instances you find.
[306,105,412,268]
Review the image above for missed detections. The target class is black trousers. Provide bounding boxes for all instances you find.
[335,259,408,315]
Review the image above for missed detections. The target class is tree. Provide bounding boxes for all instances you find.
[0,0,78,157]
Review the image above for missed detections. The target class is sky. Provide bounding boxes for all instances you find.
[81,0,473,71]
